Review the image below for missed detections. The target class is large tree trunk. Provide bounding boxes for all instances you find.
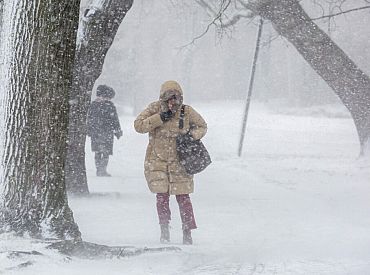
[0,2,3,30]
[65,0,134,195]
[0,0,81,239]
[250,0,370,155]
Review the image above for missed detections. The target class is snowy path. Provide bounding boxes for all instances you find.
[2,101,370,274]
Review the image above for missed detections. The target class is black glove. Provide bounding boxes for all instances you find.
[160,110,174,122]
[114,130,123,139]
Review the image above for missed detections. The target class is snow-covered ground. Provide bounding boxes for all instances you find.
[1,100,370,274]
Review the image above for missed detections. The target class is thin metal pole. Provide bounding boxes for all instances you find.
[238,18,264,157]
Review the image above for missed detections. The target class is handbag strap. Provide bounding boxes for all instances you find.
[179,105,185,129]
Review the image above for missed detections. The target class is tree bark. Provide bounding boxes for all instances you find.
[249,0,370,155]
[65,0,134,195]
[0,0,81,239]
[0,1,3,29]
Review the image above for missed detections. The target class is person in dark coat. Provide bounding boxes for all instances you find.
[87,85,122,177]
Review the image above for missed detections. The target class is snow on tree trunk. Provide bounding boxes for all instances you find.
[364,137,370,156]
[65,0,133,195]
[0,0,81,239]
[250,0,370,156]
[0,2,3,31]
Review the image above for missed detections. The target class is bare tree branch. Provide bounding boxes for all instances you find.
[311,5,370,20]
[180,0,232,47]
[196,0,253,28]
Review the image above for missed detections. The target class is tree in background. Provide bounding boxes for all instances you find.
[197,0,370,156]
[0,0,81,239]
[65,0,133,195]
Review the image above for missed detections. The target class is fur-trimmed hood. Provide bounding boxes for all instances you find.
[159,80,183,112]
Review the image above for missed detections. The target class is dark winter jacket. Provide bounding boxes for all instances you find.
[87,98,122,155]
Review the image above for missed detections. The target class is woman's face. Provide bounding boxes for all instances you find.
[161,89,182,112]
[167,96,177,111]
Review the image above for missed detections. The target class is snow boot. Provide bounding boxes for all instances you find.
[160,224,170,243]
[183,229,192,245]
[96,169,111,177]
[96,162,111,177]
[95,152,111,177]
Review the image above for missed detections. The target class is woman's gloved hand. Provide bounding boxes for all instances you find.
[114,130,123,139]
[160,110,174,122]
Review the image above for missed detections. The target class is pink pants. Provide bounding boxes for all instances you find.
[156,193,197,230]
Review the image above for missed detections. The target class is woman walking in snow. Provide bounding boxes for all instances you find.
[134,80,207,245]
[87,85,122,177]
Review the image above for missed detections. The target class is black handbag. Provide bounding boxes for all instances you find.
[176,105,211,174]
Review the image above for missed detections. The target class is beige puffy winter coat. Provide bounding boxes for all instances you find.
[134,81,207,195]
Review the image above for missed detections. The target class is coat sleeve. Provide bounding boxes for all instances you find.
[110,104,122,133]
[188,106,207,140]
[134,102,163,134]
